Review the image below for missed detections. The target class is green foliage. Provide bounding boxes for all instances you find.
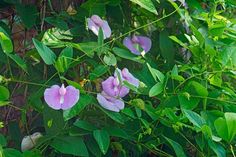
[93,130,110,155]
[50,136,88,156]
[1,0,236,156]
[32,38,56,65]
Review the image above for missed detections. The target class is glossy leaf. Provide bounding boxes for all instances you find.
[51,136,89,157]
[89,65,109,80]
[164,136,187,157]
[183,109,206,129]
[72,42,99,57]
[0,32,13,53]
[113,47,144,63]
[149,82,164,97]
[0,86,9,101]
[130,0,157,15]
[32,38,56,65]
[74,119,97,131]
[93,130,110,155]
[55,47,73,73]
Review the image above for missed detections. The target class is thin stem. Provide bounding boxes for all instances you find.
[178,132,204,156]
[167,92,236,105]
[7,103,25,111]
[9,79,50,87]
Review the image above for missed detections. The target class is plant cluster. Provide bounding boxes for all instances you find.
[0,0,236,156]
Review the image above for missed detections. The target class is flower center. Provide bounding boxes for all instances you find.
[131,35,139,43]
[59,84,66,104]
[113,77,120,86]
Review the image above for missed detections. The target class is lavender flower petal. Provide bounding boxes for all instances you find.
[123,35,152,55]
[87,15,111,39]
[87,18,99,36]
[44,85,61,110]
[122,68,139,87]
[61,86,80,110]
[97,93,124,112]
[123,37,141,55]
[101,21,111,39]
[102,76,119,97]
[118,86,130,98]
[114,68,139,87]
[137,36,152,54]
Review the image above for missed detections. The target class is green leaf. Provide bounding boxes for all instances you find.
[0,133,6,147]
[99,107,125,124]
[178,81,208,110]
[7,54,28,72]
[169,36,188,49]
[122,108,136,119]
[63,95,93,121]
[208,140,226,157]
[0,101,9,107]
[104,126,129,139]
[183,109,206,129]
[146,63,165,82]
[74,119,97,131]
[214,117,229,142]
[22,150,41,157]
[42,27,72,47]
[227,0,236,5]
[51,136,88,157]
[45,17,68,30]
[81,0,106,16]
[98,28,104,54]
[0,86,9,101]
[159,31,175,65]
[3,148,22,157]
[0,32,13,53]
[32,38,56,65]
[89,65,109,81]
[43,106,65,135]
[221,46,236,67]
[225,112,236,142]
[85,136,102,157]
[15,4,38,28]
[190,24,205,47]
[130,0,158,15]
[208,73,222,87]
[164,136,187,157]
[103,53,117,66]
[208,21,226,37]
[112,47,144,63]
[93,130,110,155]
[55,47,73,73]
[72,42,99,57]
[149,82,164,97]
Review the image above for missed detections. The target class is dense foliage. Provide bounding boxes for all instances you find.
[0,0,236,156]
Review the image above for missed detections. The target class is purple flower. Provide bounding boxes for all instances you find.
[87,15,111,39]
[123,35,152,56]
[97,92,124,112]
[102,76,129,98]
[44,84,80,110]
[97,68,140,112]
[114,68,139,87]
